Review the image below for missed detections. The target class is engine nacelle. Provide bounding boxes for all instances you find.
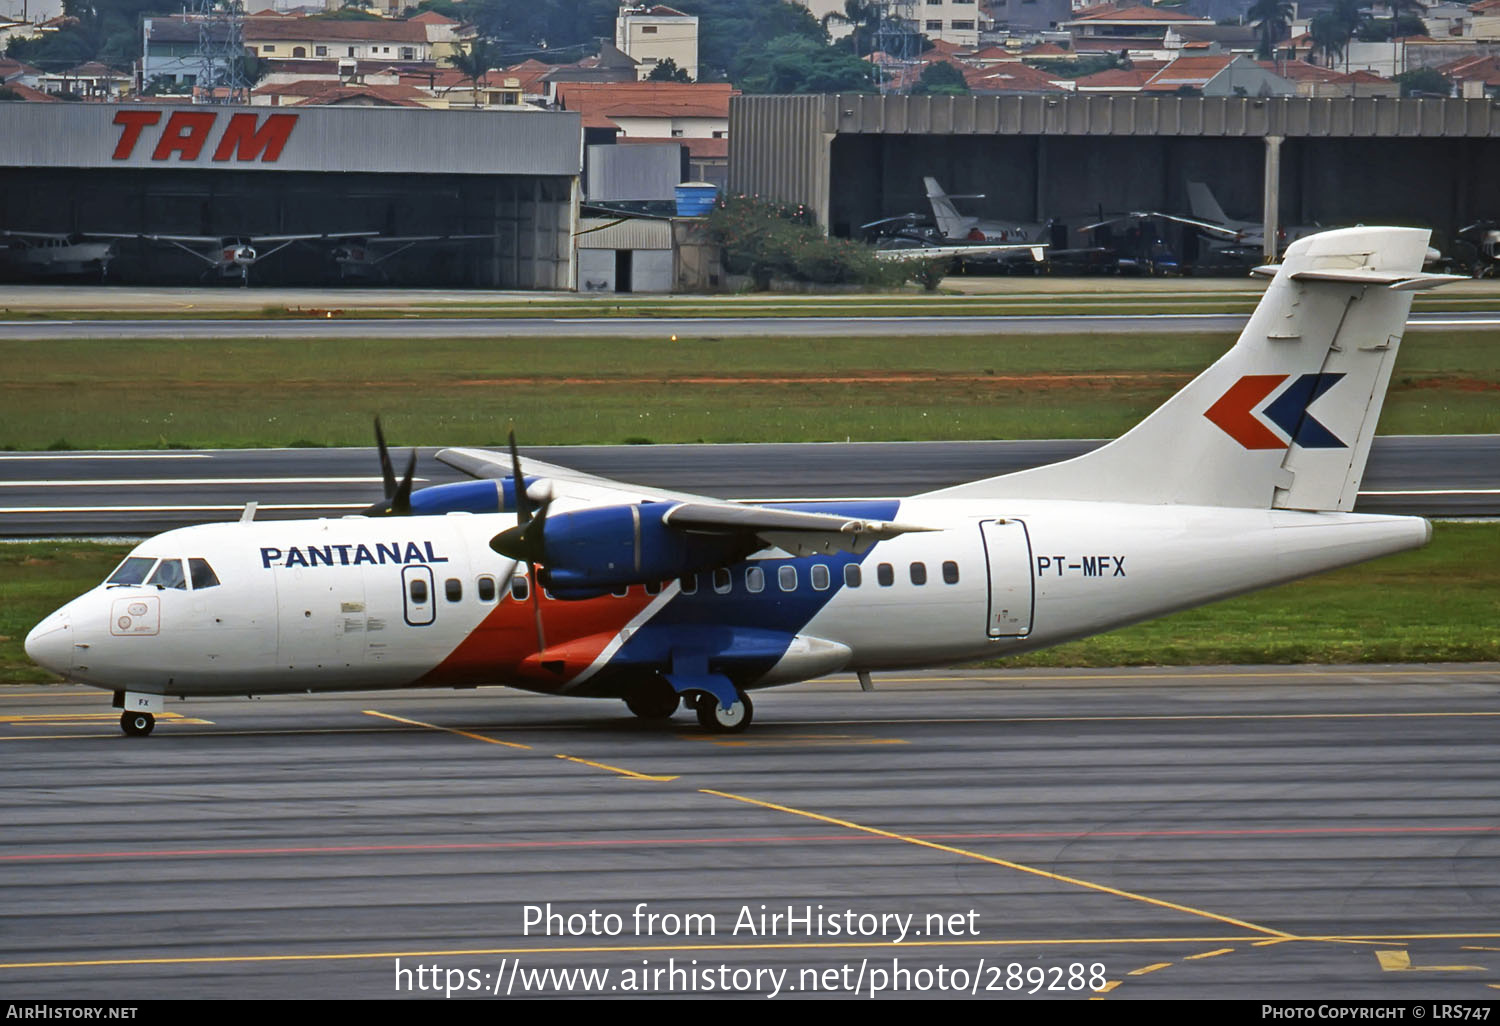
[409,477,535,516]
[537,502,757,593]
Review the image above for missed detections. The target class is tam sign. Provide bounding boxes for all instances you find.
[112,111,297,163]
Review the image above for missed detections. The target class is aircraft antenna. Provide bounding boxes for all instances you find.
[192,0,249,105]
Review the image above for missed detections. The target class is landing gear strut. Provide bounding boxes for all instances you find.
[120,711,155,737]
[695,689,752,734]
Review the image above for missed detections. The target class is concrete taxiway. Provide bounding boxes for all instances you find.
[2,665,1497,1000]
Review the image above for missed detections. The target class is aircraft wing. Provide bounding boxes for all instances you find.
[342,234,496,244]
[436,446,932,555]
[875,243,1045,262]
[254,233,382,243]
[1,230,70,241]
[438,446,708,506]
[1133,212,1245,239]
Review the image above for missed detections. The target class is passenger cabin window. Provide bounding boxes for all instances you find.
[477,575,497,602]
[680,574,698,595]
[910,562,927,586]
[645,580,662,595]
[107,556,157,586]
[942,560,960,584]
[877,562,894,587]
[612,585,629,598]
[844,564,862,588]
[445,578,462,602]
[712,568,732,594]
[409,578,428,603]
[511,576,529,601]
[778,565,797,592]
[811,564,830,591]
[188,558,220,590]
[746,566,764,593]
[147,559,187,590]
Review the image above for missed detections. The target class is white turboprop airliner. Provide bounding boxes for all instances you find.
[26,228,1462,736]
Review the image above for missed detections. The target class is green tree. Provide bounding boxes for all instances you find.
[1307,12,1348,67]
[911,60,967,95]
[670,0,825,81]
[1395,66,1450,96]
[450,38,496,107]
[730,33,876,94]
[646,56,692,82]
[1247,0,1294,59]
[821,0,880,58]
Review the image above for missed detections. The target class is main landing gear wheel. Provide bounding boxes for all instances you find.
[624,682,680,721]
[696,690,752,734]
[120,711,155,737]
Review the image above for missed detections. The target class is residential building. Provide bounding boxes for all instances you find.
[616,4,699,81]
[0,0,61,23]
[913,0,988,49]
[242,15,431,64]
[38,61,131,99]
[555,81,733,185]
[1440,52,1500,95]
[1061,4,1217,56]
[987,0,1073,34]
[1476,0,1500,42]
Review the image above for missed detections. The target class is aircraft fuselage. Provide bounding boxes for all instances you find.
[26,501,1428,703]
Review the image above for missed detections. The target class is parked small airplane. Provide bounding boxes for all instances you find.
[0,231,116,280]
[99,231,378,286]
[329,234,497,281]
[1139,181,1320,262]
[1453,218,1499,278]
[26,228,1464,737]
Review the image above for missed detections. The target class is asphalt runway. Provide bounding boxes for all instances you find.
[2,665,1498,1000]
[1,436,1496,537]
[4,311,1500,340]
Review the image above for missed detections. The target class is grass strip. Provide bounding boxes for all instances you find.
[3,331,1498,450]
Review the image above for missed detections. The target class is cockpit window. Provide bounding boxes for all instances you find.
[189,558,220,590]
[146,558,187,590]
[106,556,158,586]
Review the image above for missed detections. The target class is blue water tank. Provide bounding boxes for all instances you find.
[675,182,719,217]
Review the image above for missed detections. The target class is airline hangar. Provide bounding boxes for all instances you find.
[0,104,581,287]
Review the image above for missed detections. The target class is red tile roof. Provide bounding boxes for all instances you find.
[555,81,735,130]
[1258,59,1343,82]
[243,18,427,44]
[1143,54,1236,89]
[287,82,429,106]
[1073,67,1157,88]
[965,62,1068,92]
[0,82,59,101]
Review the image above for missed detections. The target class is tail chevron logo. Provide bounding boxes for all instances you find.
[1205,373,1348,450]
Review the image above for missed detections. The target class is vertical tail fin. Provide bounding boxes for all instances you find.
[923,177,975,240]
[925,227,1448,511]
[1186,181,1232,225]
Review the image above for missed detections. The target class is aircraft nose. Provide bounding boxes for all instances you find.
[24,611,72,676]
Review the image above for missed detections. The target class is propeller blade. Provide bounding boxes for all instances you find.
[508,425,531,527]
[389,448,416,516]
[374,416,396,498]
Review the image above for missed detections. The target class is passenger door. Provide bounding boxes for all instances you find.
[979,519,1033,638]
